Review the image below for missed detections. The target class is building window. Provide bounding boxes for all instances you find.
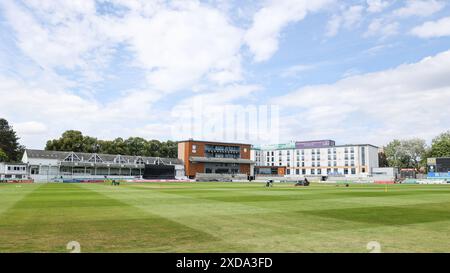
[287,169,290,175]
[311,169,316,175]
[30,167,39,175]
[362,167,366,173]
[302,169,306,175]
[351,168,356,174]
[317,169,322,175]
[361,147,366,166]
[344,169,349,175]
[327,168,332,174]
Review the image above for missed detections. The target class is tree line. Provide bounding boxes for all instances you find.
[379,131,450,172]
[45,130,178,158]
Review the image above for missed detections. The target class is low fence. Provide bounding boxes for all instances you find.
[0,179,34,184]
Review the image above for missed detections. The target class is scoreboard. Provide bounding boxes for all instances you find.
[428,157,450,174]
[143,164,176,179]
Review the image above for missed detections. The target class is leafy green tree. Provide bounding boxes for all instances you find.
[111,138,128,155]
[383,138,428,171]
[125,137,147,156]
[146,140,161,157]
[0,118,24,161]
[46,131,178,158]
[378,151,389,167]
[0,148,9,162]
[384,140,408,168]
[46,130,84,152]
[402,138,427,171]
[82,136,100,153]
[161,140,177,158]
[428,131,450,158]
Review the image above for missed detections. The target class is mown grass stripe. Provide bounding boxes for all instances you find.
[0,183,217,253]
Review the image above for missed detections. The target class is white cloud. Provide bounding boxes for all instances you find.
[245,0,332,62]
[365,18,399,38]
[0,0,245,93]
[411,16,450,38]
[281,64,316,78]
[121,4,244,91]
[273,50,450,145]
[393,0,446,18]
[326,5,365,37]
[0,75,167,147]
[14,122,48,136]
[1,0,111,73]
[176,84,261,107]
[326,15,343,37]
[366,0,390,13]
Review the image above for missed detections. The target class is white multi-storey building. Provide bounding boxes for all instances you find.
[0,162,28,181]
[251,140,379,176]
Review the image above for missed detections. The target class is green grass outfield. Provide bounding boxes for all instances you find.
[0,182,449,253]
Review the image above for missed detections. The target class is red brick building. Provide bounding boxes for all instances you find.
[178,139,255,179]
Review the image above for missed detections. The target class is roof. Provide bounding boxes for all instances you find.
[0,162,27,166]
[178,139,252,146]
[252,143,379,150]
[190,156,255,164]
[24,149,183,165]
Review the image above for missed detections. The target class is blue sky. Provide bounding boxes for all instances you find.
[1,0,450,148]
